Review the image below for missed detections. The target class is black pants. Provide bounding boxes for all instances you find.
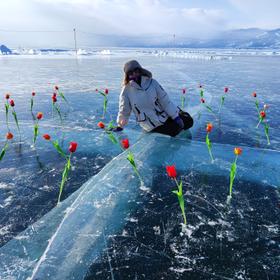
[152,111,193,137]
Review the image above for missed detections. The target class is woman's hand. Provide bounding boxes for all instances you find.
[118,118,128,127]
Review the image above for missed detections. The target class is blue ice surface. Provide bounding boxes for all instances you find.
[0,131,279,279]
[0,49,279,278]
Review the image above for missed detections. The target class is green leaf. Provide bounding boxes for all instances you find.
[107,132,118,145]
[30,98,34,111]
[58,91,68,103]
[221,96,225,106]
[205,105,214,114]
[12,111,20,132]
[178,180,183,196]
[127,151,136,168]
[33,124,39,143]
[52,140,67,158]
[230,162,236,181]
[255,100,259,110]
[200,90,204,97]
[0,144,8,161]
[265,123,269,134]
[107,121,115,130]
[53,103,63,123]
[5,104,9,115]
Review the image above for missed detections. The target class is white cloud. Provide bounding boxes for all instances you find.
[0,0,279,47]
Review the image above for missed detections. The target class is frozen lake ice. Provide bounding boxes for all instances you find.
[0,48,279,279]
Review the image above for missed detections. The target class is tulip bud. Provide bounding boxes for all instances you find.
[6,132,13,140]
[97,122,105,129]
[52,96,57,103]
[206,123,213,133]
[234,147,242,156]
[166,165,177,178]
[104,88,109,94]
[37,112,43,120]
[5,93,10,100]
[200,98,205,103]
[224,87,229,93]
[260,111,266,119]
[32,91,36,97]
[43,134,51,140]
[69,142,78,153]
[252,92,257,98]
[182,88,186,94]
[9,100,15,107]
[54,85,59,90]
[121,138,129,149]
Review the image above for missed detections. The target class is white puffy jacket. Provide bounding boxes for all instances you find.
[117,76,179,131]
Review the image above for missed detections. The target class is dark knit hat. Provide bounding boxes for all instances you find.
[124,60,152,77]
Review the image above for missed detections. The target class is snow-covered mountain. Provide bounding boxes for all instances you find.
[119,28,280,48]
[1,28,280,51]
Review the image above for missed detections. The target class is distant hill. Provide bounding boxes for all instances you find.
[115,28,280,48]
[1,28,280,50]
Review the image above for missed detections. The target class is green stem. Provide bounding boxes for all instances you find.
[102,96,108,118]
[181,95,185,109]
[265,124,270,145]
[57,154,71,204]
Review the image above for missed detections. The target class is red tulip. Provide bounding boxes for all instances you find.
[97,121,105,129]
[32,91,36,97]
[53,92,57,98]
[43,134,51,140]
[121,138,129,149]
[182,88,186,94]
[200,98,205,103]
[6,132,13,140]
[206,123,213,133]
[104,88,109,94]
[5,93,10,100]
[95,89,98,92]
[252,92,257,98]
[9,99,15,107]
[37,112,43,120]
[52,96,57,103]
[166,165,177,179]
[234,147,242,156]
[54,85,59,90]
[224,87,229,93]
[69,142,78,153]
[260,111,266,119]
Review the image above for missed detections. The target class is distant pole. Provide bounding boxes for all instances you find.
[73,28,77,55]
[173,33,176,48]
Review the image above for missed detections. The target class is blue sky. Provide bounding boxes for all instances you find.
[0,0,280,47]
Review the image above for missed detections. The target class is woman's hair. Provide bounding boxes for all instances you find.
[122,68,152,86]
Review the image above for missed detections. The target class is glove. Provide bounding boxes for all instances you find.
[174,116,184,129]
[110,126,123,132]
